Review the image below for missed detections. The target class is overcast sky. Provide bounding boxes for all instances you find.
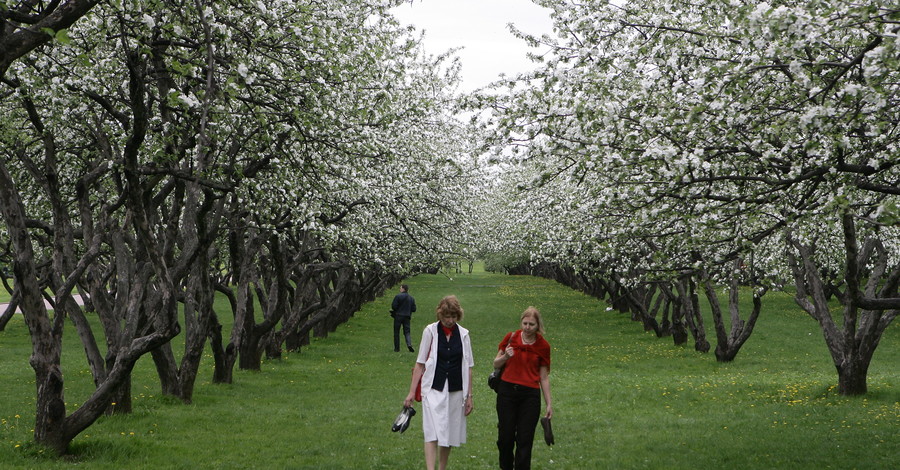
[391,0,555,92]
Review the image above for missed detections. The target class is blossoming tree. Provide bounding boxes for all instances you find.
[479,0,899,393]
[0,0,479,454]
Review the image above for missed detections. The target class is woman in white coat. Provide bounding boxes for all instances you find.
[404,295,474,470]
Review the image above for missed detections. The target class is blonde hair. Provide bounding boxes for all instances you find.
[521,306,545,336]
[435,295,464,322]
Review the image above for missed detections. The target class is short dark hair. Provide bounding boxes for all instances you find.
[400,284,409,292]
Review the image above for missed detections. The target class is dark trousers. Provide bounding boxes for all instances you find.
[496,380,542,470]
[393,316,411,350]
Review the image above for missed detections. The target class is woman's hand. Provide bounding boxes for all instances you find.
[464,395,474,416]
[493,348,513,369]
[539,365,552,419]
[403,393,415,408]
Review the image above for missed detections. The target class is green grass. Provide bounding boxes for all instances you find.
[0,269,898,469]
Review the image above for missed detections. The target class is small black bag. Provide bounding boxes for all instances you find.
[489,331,517,392]
[488,367,503,391]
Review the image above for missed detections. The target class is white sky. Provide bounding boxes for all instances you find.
[391,0,555,93]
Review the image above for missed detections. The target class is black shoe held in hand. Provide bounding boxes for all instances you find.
[540,417,554,445]
[391,406,416,433]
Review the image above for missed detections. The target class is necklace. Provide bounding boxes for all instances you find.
[521,333,536,344]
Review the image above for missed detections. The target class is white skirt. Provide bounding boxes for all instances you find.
[421,388,466,447]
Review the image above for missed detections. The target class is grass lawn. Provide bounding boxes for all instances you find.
[0,268,898,469]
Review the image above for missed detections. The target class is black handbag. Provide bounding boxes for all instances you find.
[488,331,517,392]
[488,367,503,391]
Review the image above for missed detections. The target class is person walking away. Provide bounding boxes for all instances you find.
[493,306,553,470]
[404,295,474,470]
[391,284,417,352]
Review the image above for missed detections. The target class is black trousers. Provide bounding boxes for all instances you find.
[393,316,412,350]
[496,380,541,470]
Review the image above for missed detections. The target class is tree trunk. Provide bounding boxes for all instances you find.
[150,344,182,397]
[670,310,688,346]
[208,316,232,384]
[0,291,20,330]
[836,356,869,395]
[785,222,898,396]
[0,161,67,453]
[701,261,764,363]
[605,278,632,313]
[239,236,290,370]
[236,287,260,370]
[673,275,710,353]
[658,282,687,345]
[211,284,236,384]
[69,287,109,387]
[107,375,133,415]
[624,284,661,336]
[278,270,322,352]
[175,273,216,402]
[659,294,672,338]
[222,202,263,377]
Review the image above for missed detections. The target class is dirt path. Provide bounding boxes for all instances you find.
[0,294,85,314]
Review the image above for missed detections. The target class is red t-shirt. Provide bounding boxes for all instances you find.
[498,330,551,389]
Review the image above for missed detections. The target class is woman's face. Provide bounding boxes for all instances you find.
[521,314,538,336]
[440,312,457,329]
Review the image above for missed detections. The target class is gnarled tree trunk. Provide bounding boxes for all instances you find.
[786,216,898,395]
[701,260,765,362]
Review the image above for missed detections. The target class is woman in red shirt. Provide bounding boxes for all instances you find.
[492,307,553,470]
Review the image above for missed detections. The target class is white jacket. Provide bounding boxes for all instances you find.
[417,321,474,397]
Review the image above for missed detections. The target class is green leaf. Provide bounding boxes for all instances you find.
[877,200,900,226]
[55,29,72,45]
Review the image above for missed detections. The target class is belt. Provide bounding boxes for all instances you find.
[503,380,539,392]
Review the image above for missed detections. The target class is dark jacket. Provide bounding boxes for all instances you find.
[391,292,417,319]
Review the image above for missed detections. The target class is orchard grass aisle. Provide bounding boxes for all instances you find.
[0,268,898,469]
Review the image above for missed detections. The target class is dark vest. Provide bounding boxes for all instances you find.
[431,324,463,392]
